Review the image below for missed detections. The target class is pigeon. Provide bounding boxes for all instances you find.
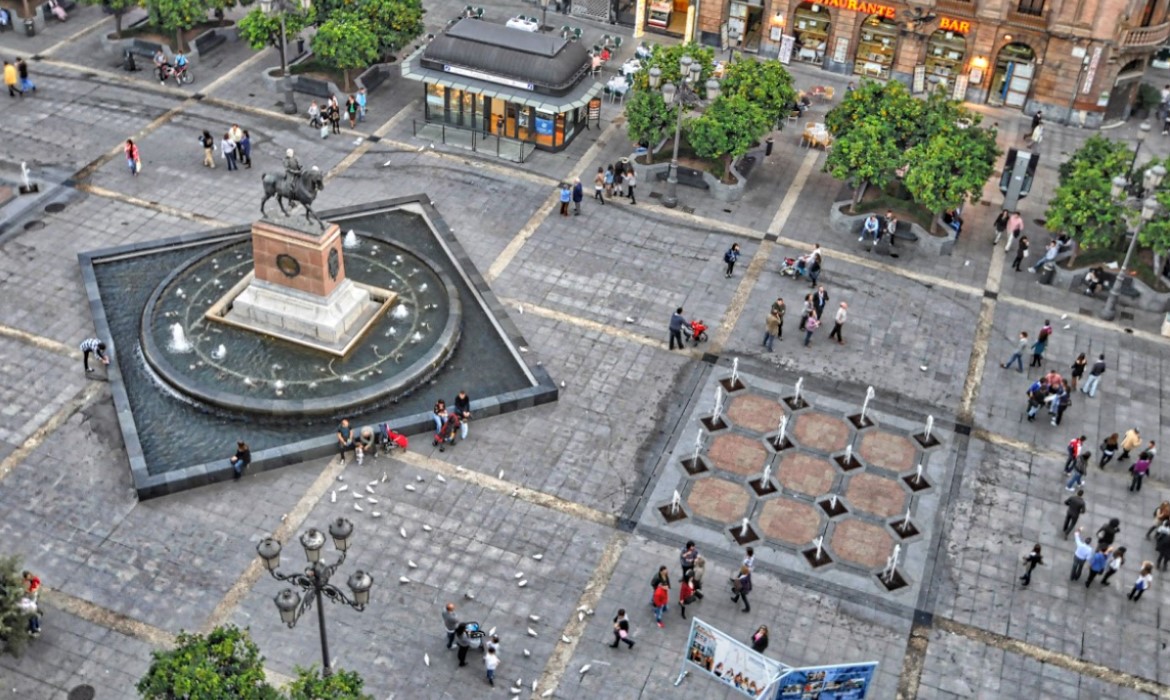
[561,635,572,644]
[371,512,382,518]
[368,497,378,504]
[533,554,544,561]
[382,472,388,482]
[1063,324,1072,330]
[405,485,417,492]
[586,608,594,616]
[338,485,349,492]
[519,346,529,353]
[516,304,523,314]
[354,492,364,499]
[423,524,433,532]
[436,475,447,483]
[511,490,520,498]
[399,576,411,584]
[578,612,585,622]
[561,381,566,388]
[408,560,418,568]
[353,137,364,146]
[527,628,538,637]
[509,690,521,696]
[354,504,363,512]
[456,465,465,472]
[366,485,375,494]
[541,689,555,698]
[529,614,540,622]
[338,475,344,481]
[280,514,287,522]
[515,678,522,687]
[515,572,524,579]
[576,605,589,613]
[523,648,531,657]
[424,653,430,667]
[498,470,505,480]
[579,664,590,675]
[533,680,538,692]
[400,527,408,538]
[330,491,336,503]
[1061,314,1069,320]
[416,475,424,482]
[465,592,476,600]
[518,580,528,587]
[625,316,635,324]
[369,479,379,486]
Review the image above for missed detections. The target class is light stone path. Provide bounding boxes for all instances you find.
[1,9,1169,698]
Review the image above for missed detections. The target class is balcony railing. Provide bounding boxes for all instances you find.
[1121,21,1170,48]
[1005,10,1049,30]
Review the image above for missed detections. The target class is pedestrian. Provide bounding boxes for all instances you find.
[691,555,706,599]
[454,622,472,666]
[442,602,459,648]
[228,123,244,146]
[1065,450,1088,491]
[1019,544,1044,585]
[328,96,342,134]
[593,167,605,204]
[750,625,769,653]
[336,418,356,464]
[199,130,216,168]
[18,594,39,636]
[346,94,358,128]
[993,209,1010,244]
[605,164,616,197]
[1085,545,1110,586]
[807,252,822,288]
[1081,354,1106,397]
[1127,562,1154,601]
[1011,235,1029,272]
[1070,529,1093,580]
[741,547,755,572]
[22,570,40,599]
[1037,319,1053,344]
[80,338,110,372]
[1025,377,1048,422]
[558,183,571,216]
[723,243,741,277]
[307,100,322,128]
[669,307,686,350]
[572,177,583,215]
[454,390,471,440]
[1119,428,1142,461]
[679,573,696,619]
[1000,331,1029,372]
[1061,489,1085,538]
[859,214,880,243]
[679,541,699,578]
[650,565,670,607]
[16,57,35,93]
[802,309,820,348]
[1004,211,1024,252]
[610,609,634,648]
[729,565,752,612]
[356,87,367,122]
[1145,440,1158,463]
[763,309,780,352]
[652,581,669,628]
[1029,333,1047,367]
[239,130,252,168]
[125,138,140,176]
[625,167,636,204]
[1129,452,1151,492]
[483,646,499,686]
[883,209,898,247]
[221,132,238,171]
[828,302,847,344]
[1097,518,1122,547]
[1064,436,1086,474]
[4,60,21,97]
[1050,380,1071,427]
[1157,531,1170,571]
[1069,353,1087,391]
[770,298,785,341]
[812,286,829,318]
[229,440,251,480]
[1101,546,1125,585]
[1099,433,1119,468]
[1145,502,1170,539]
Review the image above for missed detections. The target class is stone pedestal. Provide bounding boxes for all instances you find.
[251,219,347,297]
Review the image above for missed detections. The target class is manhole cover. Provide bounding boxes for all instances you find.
[23,220,45,231]
[45,202,66,213]
[68,686,96,700]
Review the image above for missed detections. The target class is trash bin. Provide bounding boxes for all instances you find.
[23,18,34,36]
[765,137,774,156]
[1039,262,1057,285]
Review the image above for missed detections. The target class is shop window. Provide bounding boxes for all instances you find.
[1015,0,1044,15]
[854,15,898,79]
[534,110,556,147]
[924,29,966,87]
[425,83,446,120]
[793,2,828,64]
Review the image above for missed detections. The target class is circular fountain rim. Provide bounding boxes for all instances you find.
[139,236,462,417]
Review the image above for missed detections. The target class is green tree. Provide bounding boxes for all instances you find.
[144,0,206,50]
[285,666,374,700]
[1044,136,1134,257]
[238,5,316,73]
[357,0,424,56]
[1057,134,1133,181]
[719,58,797,128]
[824,114,902,211]
[0,556,35,658]
[685,94,770,182]
[311,11,381,91]
[77,0,142,37]
[825,79,921,152]
[903,117,999,230]
[136,626,281,700]
[624,90,679,162]
[629,41,717,92]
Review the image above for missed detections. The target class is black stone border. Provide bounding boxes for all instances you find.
[78,195,558,500]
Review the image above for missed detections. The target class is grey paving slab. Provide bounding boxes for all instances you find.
[0,339,84,447]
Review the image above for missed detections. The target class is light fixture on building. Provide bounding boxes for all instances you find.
[772,11,785,26]
[1003,34,1012,41]
[811,4,820,12]
[970,56,989,69]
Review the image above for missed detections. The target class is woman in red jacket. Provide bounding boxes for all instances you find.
[679,574,695,619]
[652,582,669,628]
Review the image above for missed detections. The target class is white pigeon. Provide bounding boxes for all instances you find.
[519,346,529,353]
[408,560,418,569]
[1063,324,1072,330]
[382,472,388,482]
[515,572,524,579]
[518,580,528,587]
[338,475,344,481]
[625,316,635,324]
[338,484,349,492]
[515,678,522,687]
[368,497,378,504]
[371,512,382,518]
[509,689,521,696]
[416,475,424,482]
[489,626,497,636]
[560,381,566,388]
[529,614,540,622]
[516,304,523,314]
[523,648,531,656]
[280,514,287,522]
[353,492,364,499]
[532,680,538,692]
[465,592,476,600]
[578,664,590,675]
[330,491,336,503]
[511,490,520,498]
[399,576,411,584]
[578,612,584,622]
[436,475,447,483]
[369,479,379,486]
[423,525,433,532]
[561,635,572,644]
[405,485,417,492]
[542,689,555,698]
[385,159,395,166]
[354,504,363,512]
[424,653,430,667]
[498,470,505,480]
[400,527,408,538]
[532,554,543,561]
[576,605,589,613]
[1061,314,1069,319]
[456,465,465,472]
[366,485,375,494]
[527,628,538,637]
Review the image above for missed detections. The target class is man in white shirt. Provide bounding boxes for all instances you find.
[1070,528,1093,581]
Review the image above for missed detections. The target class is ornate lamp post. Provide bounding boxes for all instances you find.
[648,57,720,209]
[539,0,551,31]
[260,0,302,115]
[256,518,373,677]
[1100,163,1165,321]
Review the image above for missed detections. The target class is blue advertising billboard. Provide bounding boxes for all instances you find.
[773,662,879,700]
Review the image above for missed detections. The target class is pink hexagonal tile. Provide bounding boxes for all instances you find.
[857,431,918,472]
[792,411,852,453]
[777,453,836,497]
[845,473,907,518]
[726,393,786,434]
[687,478,751,524]
[758,498,821,545]
[707,433,769,477]
[831,520,894,569]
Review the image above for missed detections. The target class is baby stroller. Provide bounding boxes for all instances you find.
[682,319,708,345]
[375,423,409,456]
[779,256,808,279]
[432,412,461,452]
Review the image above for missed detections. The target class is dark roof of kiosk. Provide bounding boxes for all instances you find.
[422,18,590,92]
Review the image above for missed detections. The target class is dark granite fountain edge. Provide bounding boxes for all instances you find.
[78,195,558,500]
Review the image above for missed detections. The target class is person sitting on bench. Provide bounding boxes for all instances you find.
[1084,267,1105,295]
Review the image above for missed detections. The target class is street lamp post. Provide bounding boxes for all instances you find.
[539,0,551,31]
[260,0,300,115]
[257,518,373,677]
[648,57,720,209]
[1099,163,1166,321]
[1129,121,1152,174]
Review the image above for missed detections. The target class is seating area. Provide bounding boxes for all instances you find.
[801,121,832,150]
[193,28,225,56]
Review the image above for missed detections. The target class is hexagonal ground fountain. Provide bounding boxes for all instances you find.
[890,516,920,539]
[819,495,849,518]
[803,539,833,568]
[729,519,760,545]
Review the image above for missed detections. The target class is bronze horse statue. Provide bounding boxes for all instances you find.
[261,167,326,229]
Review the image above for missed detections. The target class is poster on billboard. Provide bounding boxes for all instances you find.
[773,661,879,700]
[675,618,787,698]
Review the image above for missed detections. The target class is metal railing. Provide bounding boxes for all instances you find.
[411,119,531,163]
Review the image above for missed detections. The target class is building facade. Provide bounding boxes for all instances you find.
[619,0,1170,125]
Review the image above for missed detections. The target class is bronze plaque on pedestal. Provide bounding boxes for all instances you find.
[251,219,345,298]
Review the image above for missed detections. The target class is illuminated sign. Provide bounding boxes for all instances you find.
[939,17,971,33]
[442,64,534,91]
[819,0,895,19]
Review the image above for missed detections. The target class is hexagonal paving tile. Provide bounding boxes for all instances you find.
[707,433,769,476]
[776,453,836,497]
[791,411,852,453]
[845,473,907,518]
[687,477,751,524]
[831,519,894,569]
[725,393,786,434]
[857,430,918,472]
[758,498,821,545]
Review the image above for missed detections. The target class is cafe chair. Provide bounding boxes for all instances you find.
[821,86,835,103]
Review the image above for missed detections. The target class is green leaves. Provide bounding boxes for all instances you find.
[1045,136,1137,251]
[686,94,770,180]
[719,59,797,126]
[629,42,717,93]
[356,0,423,54]
[624,90,678,149]
[824,114,900,206]
[144,0,205,35]
[0,556,34,658]
[76,0,141,36]
[238,6,315,51]
[312,11,381,89]
[903,121,999,218]
[137,626,280,700]
[286,666,373,700]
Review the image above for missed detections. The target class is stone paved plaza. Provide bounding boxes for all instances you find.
[2,2,1170,698]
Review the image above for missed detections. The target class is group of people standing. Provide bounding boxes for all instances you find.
[307,91,367,136]
[199,123,252,171]
[646,543,761,629]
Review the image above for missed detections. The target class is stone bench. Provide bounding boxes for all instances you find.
[654,165,710,190]
[193,28,226,56]
[127,38,164,60]
[294,76,335,99]
[358,63,389,93]
[851,217,919,242]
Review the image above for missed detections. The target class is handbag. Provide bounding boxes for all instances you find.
[684,594,697,605]
[135,159,142,173]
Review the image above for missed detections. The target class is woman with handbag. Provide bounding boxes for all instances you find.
[610,609,634,649]
[803,310,820,348]
[750,626,769,653]
[124,139,140,176]
[679,574,696,619]
[729,566,752,612]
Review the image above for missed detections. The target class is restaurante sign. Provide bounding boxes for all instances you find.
[818,0,896,19]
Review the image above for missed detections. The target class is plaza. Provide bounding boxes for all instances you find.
[1,0,1170,698]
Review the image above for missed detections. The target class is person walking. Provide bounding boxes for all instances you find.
[4,60,21,97]
[610,609,634,648]
[604,165,615,197]
[454,622,472,666]
[1000,331,1029,372]
[723,243,741,278]
[729,565,752,612]
[807,252,822,288]
[763,309,781,352]
[1010,235,1029,272]
[1069,353,1088,391]
[1081,354,1106,397]
[1019,544,1044,586]
[679,541,699,579]
[1050,380,1072,427]
[812,286,829,318]
[1070,529,1093,581]
[1096,518,1121,548]
[239,130,252,168]
[442,602,459,649]
[1156,530,1170,571]
[1145,502,1170,539]
[625,167,636,204]
[1127,563,1154,601]
[356,87,367,122]
[1085,545,1110,587]
[741,546,755,572]
[229,440,250,480]
[802,309,820,348]
[1005,211,1024,252]
[221,133,238,171]
[1065,450,1088,491]
[679,573,696,619]
[80,338,110,372]
[125,138,140,176]
[483,646,500,686]
[1101,546,1126,585]
[828,302,847,344]
[199,130,216,168]
[557,183,571,216]
[652,580,669,628]
[571,177,584,215]
[1064,436,1086,474]
[1062,489,1085,538]
[593,167,605,204]
[1029,333,1047,368]
[650,565,670,607]
[1129,452,1151,492]
[799,293,814,332]
[993,209,1011,245]
[1119,428,1142,462]
[691,555,706,600]
[1099,433,1119,468]
[750,626,769,653]
[669,307,686,350]
[770,298,785,341]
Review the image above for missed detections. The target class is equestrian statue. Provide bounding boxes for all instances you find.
[261,149,326,230]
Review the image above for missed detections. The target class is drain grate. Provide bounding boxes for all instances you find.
[23,220,45,231]
[1120,311,1134,321]
[68,686,96,700]
[45,202,66,214]
[681,206,694,214]
[648,191,662,199]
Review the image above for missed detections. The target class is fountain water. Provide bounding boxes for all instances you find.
[343,230,360,249]
[900,506,913,533]
[916,463,923,485]
[713,387,724,422]
[729,358,740,389]
[793,377,804,407]
[671,490,681,515]
[775,415,788,449]
[859,386,875,425]
[761,463,772,486]
[740,518,750,537]
[19,161,37,194]
[844,444,853,466]
[830,494,837,510]
[924,415,934,443]
[883,543,902,582]
[211,344,227,360]
[168,323,193,353]
[814,535,824,560]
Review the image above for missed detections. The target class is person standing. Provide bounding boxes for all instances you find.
[650,565,670,607]
[229,440,251,480]
[1129,452,1151,492]
[1099,433,1119,468]
[1119,428,1142,461]
[669,307,686,350]
[729,565,752,612]
[1019,544,1043,586]
[625,167,636,204]
[328,96,342,134]
[1065,450,1088,491]
[239,130,252,168]
[1029,333,1047,367]
[1062,489,1085,538]
[828,302,847,344]
[558,183,571,217]
[679,573,695,619]
[221,133,238,171]
[723,243,741,278]
[1101,546,1126,585]
[1127,563,1154,601]
[356,87,367,122]
[15,57,34,94]
[1000,331,1029,372]
[802,309,820,348]
[812,286,829,318]
[454,390,471,440]
[1051,380,1072,427]
[80,338,110,372]
[593,167,605,204]
[1070,529,1093,581]
[346,95,358,128]
[652,580,669,628]
[1064,436,1086,474]
[993,209,1011,245]
[1156,531,1170,571]
[442,602,459,649]
[770,298,785,341]
[1081,354,1106,397]
[199,130,216,168]
[750,626,769,653]
[571,177,584,215]
[1010,235,1029,272]
[1146,502,1170,539]
[454,622,472,666]
[483,646,500,686]
[1084,545,1110,587]
[336,418,355,464]
[612,163,623,197]
[610,609,634,648]
[1069,353,1088,391]
[883,209,898,247]
[763,309,780,352]
[125,138,140,176]
[691,555,706,600]
[4,60,21,97]
[807,252,822,288]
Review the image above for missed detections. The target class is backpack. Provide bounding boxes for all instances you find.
[723,249,735,264]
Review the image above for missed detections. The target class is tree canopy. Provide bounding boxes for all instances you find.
[137,626,280,700]
[238,5,316,52]
[624,89,679,152]
[0,556,34,658]
[903,119,1000,217]
[719,58,797,126]
[285,666,373,700]
[77,0,141,37]
[824,113,903,209]
[686,94,771,181]
[629,42,717,92]
[311,11,381,90]
[356,0,424,55]
[1044,136,1134,251]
